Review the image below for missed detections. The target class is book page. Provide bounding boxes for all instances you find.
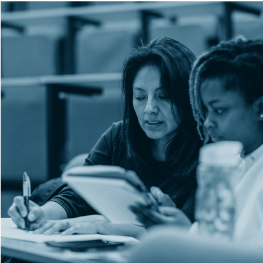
[64,176,149,225]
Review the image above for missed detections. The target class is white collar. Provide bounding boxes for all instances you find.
[240,144,263,170]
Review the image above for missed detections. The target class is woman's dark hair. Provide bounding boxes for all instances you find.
[122,36,202,181]
[189,36,263,142]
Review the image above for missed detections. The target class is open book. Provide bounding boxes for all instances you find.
[62,166,157,225]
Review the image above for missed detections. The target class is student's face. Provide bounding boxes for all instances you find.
[201,77,263,154]
[132,65,179,144]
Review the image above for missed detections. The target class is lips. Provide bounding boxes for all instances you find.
[145,120,163,125]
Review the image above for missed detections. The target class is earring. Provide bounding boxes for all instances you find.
[260,113,263,121]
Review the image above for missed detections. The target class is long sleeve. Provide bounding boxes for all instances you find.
[50,124,116,218]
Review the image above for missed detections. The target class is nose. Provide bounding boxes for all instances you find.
[144,96,158,115]
[204,113,215,129]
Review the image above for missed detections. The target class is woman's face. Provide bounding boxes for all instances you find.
[132,65,179,144]
[201,77,263,154]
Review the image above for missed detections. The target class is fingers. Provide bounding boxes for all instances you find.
[14,196,28,217]
[33,217,107,236]
[158,207,192,228]
[158,206,179,217]
[130,203,164,228]
[29,216,48,231]
[44,221,69,235]
[27,205,44,223]
[150,187,176,207]
[61,222,98,235]
[69,215,107,224]
[7,197,44,230]
[7,197,27,229]
[130,202,189,228]
[29,222,43,231]
[34,220,68,235]
[135,213,156,228]
[9,210,25,229]
[150,187,164,205]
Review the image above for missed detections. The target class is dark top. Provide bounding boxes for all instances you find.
[51,121,197,222]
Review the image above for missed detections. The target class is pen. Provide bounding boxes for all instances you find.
[23,172,31,231]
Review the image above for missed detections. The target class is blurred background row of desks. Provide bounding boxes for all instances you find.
[1,73,122,184]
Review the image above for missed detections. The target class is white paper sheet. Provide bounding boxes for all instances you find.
[1,218,139,243]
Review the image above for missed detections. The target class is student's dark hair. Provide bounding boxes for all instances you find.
[189,36,263,142]
[122,36,202,184]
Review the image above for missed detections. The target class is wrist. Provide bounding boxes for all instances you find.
[42,201,67,220]
[96,220,109,234]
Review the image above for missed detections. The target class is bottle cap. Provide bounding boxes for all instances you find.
[199,141,243,166]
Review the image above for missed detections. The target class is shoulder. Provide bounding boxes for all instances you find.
[96,121,126,152]
[105,121,125,141]
[111,121,124,133]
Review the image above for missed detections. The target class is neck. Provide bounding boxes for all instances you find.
[244,138,263,156]
[151,139,167,161]
[243,125,263,155]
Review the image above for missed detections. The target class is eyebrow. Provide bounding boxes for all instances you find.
[208,100,220,105]
[132,87,163,91]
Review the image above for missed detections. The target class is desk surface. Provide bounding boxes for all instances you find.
[1,73,122,87]
[1,2,224,24]
[1,237,134,263]
[2,2,262,26]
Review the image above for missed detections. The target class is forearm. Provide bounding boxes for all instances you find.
[50,186,98,218]
[41,201,67,220]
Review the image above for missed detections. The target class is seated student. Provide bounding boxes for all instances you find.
[131,36,263,245]
[8,37,202,238]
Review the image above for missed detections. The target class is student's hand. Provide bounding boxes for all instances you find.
[7,196,47,230]
[130,203,191,229]
[33,215,146,239]
[33,215,107,235]
[150,186,176,207]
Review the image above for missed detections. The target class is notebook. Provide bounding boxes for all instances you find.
[1,218,139,243]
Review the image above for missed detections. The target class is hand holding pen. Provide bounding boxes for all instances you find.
[8,173,47,231]
[23,172,31,230]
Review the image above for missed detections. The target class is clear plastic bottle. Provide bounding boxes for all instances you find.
[195,141,243,241]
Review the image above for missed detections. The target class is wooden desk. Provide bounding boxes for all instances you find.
[1,237,134,263]
[1,73,122,179]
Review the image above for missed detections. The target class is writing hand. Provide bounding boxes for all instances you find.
[8,196,46,230]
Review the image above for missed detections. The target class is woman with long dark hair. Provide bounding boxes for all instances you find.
[131,37,263,245]
[8,37,202,238]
